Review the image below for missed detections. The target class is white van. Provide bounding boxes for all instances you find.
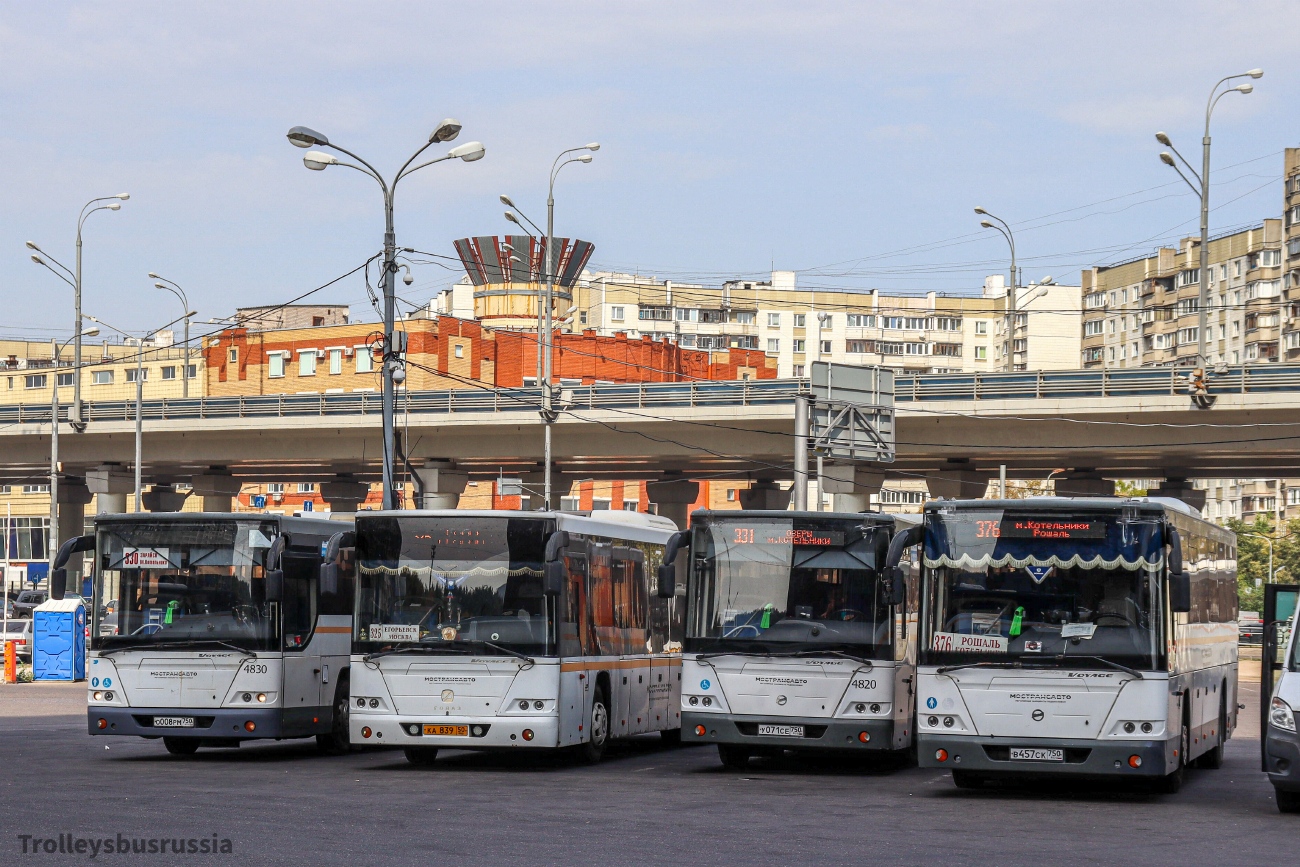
[1266,605,1300,812]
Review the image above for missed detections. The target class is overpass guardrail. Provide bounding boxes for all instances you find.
[2,363,1298,426]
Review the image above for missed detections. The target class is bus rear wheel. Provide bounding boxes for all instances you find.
[718,744,751,770]
[404,747,439,766]
[577,686,610,765]
[163,737,199,756]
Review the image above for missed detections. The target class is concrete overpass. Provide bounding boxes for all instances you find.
[4,364,1300,516]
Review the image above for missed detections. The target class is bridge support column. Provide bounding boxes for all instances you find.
[191,470,242,513]
[739,479,791,511]
[321,475,370,513]
[647,478,700,529]
[413,461,468,510]
[1149,477,1206,513]
[925,470,990,501]
[821,464,885,513]
[142,485,189,513]
[1056,471,1115,498]
[87,464,132,515]
[57,481,93,594]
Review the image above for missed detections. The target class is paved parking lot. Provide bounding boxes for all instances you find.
[0,668,1291,867]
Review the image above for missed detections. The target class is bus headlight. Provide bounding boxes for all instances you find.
[93,691,103,701]
[1271,697,1297,732]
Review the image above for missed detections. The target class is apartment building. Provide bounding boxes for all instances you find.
[0,334,201,407]
[1282,147,1300,361]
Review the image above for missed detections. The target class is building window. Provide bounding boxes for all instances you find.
[560,496,580,511]
[228,348,238,364]
[638,306,672,321]
[329,348,343,374]
[766,339,780,352]
[767,313,781,327]
[312,316,325,327]
[268,353,286,378]
[299,351,317,376]
[726,488,736,502]
[932,317,962,331]
[92,370,113,385]
[847,340,869,354]
[974,321,988,335]
[792,339,805,353]
[161,366,177,380]
[846,314,874,328]
[974,346,987,360]
[904,342,928,355]
[819,340,832,354]
[267,483,285,494]
[125,368,148,383]
[734,311,755,325]
[1084,320,1104,336]
[23,484,50,494]
[297,483,316,494]
[792,364,805,377]
[454,345,464,358]
[355,347,373,374]
[932,343,961,357]
[24,374,46,389]
[793,314,806,327]
[579,311,588,325]
[879,489,925,505]
[56,372,74,387]
[3,516,48,560]
[610,306,625,321]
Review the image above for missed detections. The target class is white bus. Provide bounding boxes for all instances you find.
[894,497,1237,791]
[672,510,917,769]
[72,513,355,755]
[350,509,682,764]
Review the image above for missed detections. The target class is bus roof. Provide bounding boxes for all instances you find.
[93,512,351,535]
[356,509,680,545]
[690,509,897,526]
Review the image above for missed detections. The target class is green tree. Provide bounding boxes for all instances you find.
[1225,517,1300,613]
[1114,480,1148,497]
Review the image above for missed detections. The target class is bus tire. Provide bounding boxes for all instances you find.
[404,747,439,766]
[577,685,610,764]
[1276,789,1300,813]
[316,677,351,754]
[717,744,750,770]
[163,737,199,756]
[660,727,682,746]
[951,770,985,789]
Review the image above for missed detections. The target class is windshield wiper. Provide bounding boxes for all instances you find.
[366,639,534,666]
[100,640,256,658]
[1054,654,1143,679]
[937,660,1054,675]
[698,647,873,666]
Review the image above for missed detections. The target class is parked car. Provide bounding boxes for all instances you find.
[98,611,119,638]
[11,590,46,618]
[1,619,33,661]
[1240,618,1264,645]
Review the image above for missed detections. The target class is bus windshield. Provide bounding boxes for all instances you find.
[92,519,280,652]
[685,517,891,658]
[920,509,1165,670]
[355,516,552,656]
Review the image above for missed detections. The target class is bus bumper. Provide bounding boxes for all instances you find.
[682,711,898,751]
[352,712,561,749]
[917,733,1174,777]
[87,707,289,740]
[1265,726,1300,792]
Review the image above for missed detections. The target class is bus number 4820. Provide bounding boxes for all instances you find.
[851,679,876,690]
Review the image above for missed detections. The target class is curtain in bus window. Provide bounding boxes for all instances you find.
[924,517,1163,571]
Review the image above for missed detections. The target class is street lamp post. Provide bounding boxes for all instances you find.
[500,143,599,508]
[149,274,192,398]
[287,122,484,510]
[48,326,99,591]
[1156,69,1262,366]
[975,208,1018,371]
[26,194,129,431]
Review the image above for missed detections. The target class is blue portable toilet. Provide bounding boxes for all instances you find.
[33,598,87,681]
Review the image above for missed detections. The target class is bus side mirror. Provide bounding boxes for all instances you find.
[543,561,565,596]
[657,530,689,599]
[49,534,95,601]
[884,566,906,607]
[319,530,355,594]
[49,569,68,601]
[265,570,285,603]
[1167,527,1191,613]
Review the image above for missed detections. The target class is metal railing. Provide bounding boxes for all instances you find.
[1,363,1297,426]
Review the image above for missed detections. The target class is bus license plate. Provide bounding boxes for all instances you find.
[1010,747,1064,762]
[153,717,195,728]
[422,724,468,737]
[758,724,805,738]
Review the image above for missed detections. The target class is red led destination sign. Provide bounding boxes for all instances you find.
[729,526,846,547]
[998,519,1106,540]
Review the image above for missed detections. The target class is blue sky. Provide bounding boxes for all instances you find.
[1,1,1295,337]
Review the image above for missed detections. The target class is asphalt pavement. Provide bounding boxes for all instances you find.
[0,667,1290,867]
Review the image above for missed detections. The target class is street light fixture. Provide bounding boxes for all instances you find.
[1155,69,1262,367]
[25,194,129,430]
[48,325,99,590]
[149,274,193,398]
[975,207,1019,371]
[499,142,599,508]
[287,119,485,510]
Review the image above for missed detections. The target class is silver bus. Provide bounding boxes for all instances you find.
[893,497,1237,791]
[350,509,681,764]
[71,512,355,755]
[673,510,916,768]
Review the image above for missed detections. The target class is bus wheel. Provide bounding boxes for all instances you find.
[1277,789,1300,813]
[578,686,610,764]
[951,770,985,789]
[317,680,351,754]
[404,748,439,766]
[718,744,751,770]
[163,737,199,756]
